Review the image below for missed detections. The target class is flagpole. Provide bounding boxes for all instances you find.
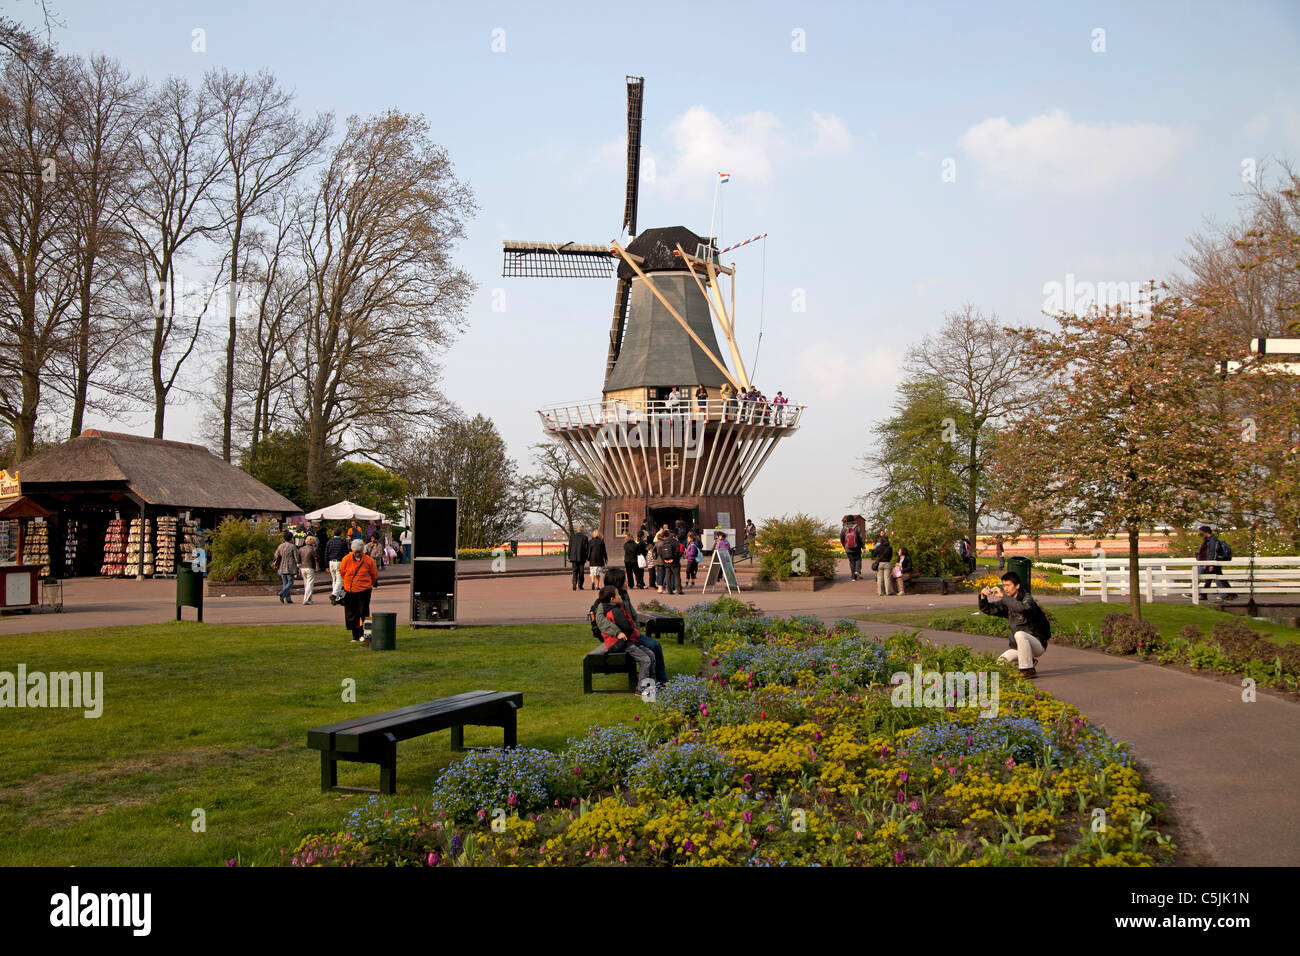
[708,173,721,251]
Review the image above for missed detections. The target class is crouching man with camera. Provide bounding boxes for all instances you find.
[977,570,1050,678]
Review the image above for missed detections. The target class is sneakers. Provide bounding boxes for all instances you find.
[1018,667,1038,678]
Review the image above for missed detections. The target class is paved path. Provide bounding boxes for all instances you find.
[3,561,1296,866]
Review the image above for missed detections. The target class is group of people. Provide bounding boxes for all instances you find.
[838,522,924,595]
[590,567,669,689]
[270,523,394,644]
[717,384,788,424]
[569,518,738,596]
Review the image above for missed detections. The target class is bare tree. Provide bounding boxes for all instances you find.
[291,110,476,500]
[54,53,146,437]
[125,75,229,438]
[0,44,76,462]
[521,441,600,535]
[205,67,330,460]
[903,305,1035,549]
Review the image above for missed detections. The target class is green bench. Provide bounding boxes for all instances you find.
[307,690,523,794]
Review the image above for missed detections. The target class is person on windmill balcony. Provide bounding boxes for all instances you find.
[773,391,788,425]
[666,386,681,420]
[695,384,708,421]
[721,382,736,421]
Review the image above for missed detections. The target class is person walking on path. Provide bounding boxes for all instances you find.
[365,533,386,571]
[569,525,589,590]
[588,529,609,590]
[870,530,893,597]
[298,534,320,605]
[683,532,701,585]
[633,530,648,589]
[273,531,298,605]
[841,517,865,581]
[977,570,1050,677]
[646,529,662,591]
[400,527,412,564]
[657,529,684,595]
[325,527,349,605]
[340,538,379,644]
[623,533,640,590]
[1197,525,1235,600]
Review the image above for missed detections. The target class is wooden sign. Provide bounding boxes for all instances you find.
[702,548,738,594]
[0,470,19,500]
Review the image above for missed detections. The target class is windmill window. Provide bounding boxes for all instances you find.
[663,451,679,469]
[615,512,630,537]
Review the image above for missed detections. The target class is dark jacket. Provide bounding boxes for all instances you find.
[568,531,589,564]
[979,591,1052,646]
[657,535,681,565]
[325,535,349,563]
[1196,535,1224,568]
[588,536,608,567]
[898,553,915,575]
[871,535,893,562]
[623,539,639,563]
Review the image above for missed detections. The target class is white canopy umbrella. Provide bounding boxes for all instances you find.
[303,499,387,522]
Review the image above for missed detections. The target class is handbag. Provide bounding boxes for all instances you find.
[892,564,903,578]
[637,554,647,569]
[870,560,879,571]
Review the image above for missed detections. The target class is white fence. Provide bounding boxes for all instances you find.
[1061,557,1300,603]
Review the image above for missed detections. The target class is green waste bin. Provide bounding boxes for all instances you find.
[370,612,396,651]
[176,564,203,622]
[1004,556,1032,594]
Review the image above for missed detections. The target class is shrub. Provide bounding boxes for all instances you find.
[208,516,278,582]
[647,675,711,719]
[880,501,967,577]
[626,742,734,798]
[430,748,560,823]
[1101,613,1159,655]
[754,513,838,581]
[905,716,1051,766]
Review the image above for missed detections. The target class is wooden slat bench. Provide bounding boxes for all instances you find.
[307,690,523,794]
[583,647,639,694]
[641,612,685,645]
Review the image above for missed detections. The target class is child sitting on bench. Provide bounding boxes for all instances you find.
[597,585,656,688]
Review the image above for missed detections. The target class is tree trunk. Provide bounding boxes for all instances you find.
[70,275,92,438]
[151,282,167,439]
[222,220,242,462]
[1128,522,1141,619]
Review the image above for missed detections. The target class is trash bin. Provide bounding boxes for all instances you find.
[1005,556,1032,594]
[177,563,203,622]
[370,612,396,651]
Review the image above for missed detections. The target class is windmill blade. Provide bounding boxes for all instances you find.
[502,240,616,278]
[622,76,644,238]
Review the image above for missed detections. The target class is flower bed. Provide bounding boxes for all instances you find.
[285,602,1177,867]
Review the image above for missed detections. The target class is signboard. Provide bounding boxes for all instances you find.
[702,548,738,594]
[701,527,735,552]
[0,470,19,500]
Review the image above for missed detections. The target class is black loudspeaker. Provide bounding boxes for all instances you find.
[411,497,457,628]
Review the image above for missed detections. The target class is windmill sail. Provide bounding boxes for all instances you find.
[622,76,644,238]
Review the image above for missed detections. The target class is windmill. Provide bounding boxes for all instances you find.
[502,76,803,552]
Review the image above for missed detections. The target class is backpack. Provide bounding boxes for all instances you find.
[657,538,678,562]
[1217,539,1233,562]
[588,600,605,641]
[845,526,860,549]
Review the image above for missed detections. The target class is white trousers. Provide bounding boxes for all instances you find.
[301,567,317,604]
[329,560,343,598]
[999,631,1046,670]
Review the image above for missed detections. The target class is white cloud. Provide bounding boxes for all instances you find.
[798,341,900,402]
[593,106,853,202]
[958,109,1184,194]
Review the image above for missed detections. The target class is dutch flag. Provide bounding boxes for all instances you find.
[718,172,730,183]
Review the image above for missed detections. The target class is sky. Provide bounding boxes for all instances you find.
[16,0,1300,525]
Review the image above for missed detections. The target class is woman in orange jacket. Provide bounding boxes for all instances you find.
[340,538,379,643]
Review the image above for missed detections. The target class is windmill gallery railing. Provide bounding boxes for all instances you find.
[537,399,805,499]
[539,398,805,431]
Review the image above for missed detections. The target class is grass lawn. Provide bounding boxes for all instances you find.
[857,600,1299,646]
[0,621,699,867]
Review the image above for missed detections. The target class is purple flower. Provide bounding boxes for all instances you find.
[224,858,238,867]
[507,793,518,808]
[427,852,440,866]
[909,801,919,813]
[682,838,696,853]
[742,810,753,824]
[895,790,905,803]
[898,770,909,784]
[893,850,905,865]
